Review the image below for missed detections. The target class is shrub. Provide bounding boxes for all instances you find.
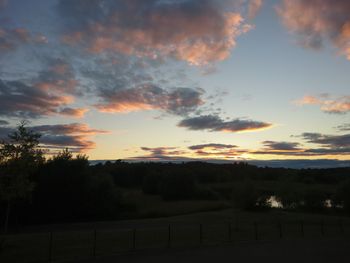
[142,172,162,195]
[160,172,196,201]
[231,181,259,210]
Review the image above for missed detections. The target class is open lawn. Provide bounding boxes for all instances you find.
[79,239,350,263]
[1,208,350,263]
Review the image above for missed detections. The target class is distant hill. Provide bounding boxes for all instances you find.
[89,159,350,169]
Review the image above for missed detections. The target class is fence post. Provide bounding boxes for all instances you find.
[199,224,203,245]
[228,222,232,242]
[278,222,283,239]
[132,228,136,250]
[48,232,53,263]
[339,219,344,235]
[300,220,304,237]
[254,222,258,240]
[92,229,97,258]
[167,224,171,248]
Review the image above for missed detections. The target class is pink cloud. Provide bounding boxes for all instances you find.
[277,0,350,59]
[296,94,350,114]
[61,1,252,65]
[248,0,263,19]
[0,27,48,53]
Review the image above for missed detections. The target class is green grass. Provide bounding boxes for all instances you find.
[121,189,231,218]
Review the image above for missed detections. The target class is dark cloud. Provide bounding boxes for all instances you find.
[253,148,350,156]
[277,0,350,59]
[58,0,253,65]
[187,143,243,158]
[335,123,350,132]
[0,123,108,152]
[253,133,350,157]
[0,79,73,118]
[140,146,186,157]
[0,59,87,119]
[178,114,272,133]
[301,132,350,148]
[262,141,302,151]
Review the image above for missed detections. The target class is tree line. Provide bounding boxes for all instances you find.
[1,123,350,233]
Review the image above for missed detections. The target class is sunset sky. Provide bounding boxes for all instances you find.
[0,0,349,163]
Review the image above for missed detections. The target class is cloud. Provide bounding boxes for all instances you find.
[301,132,350,147]
[261,141,302,151]
[0,59,83,118]
[140,147,186,156]
[59,107,88,118]
[248,0,263,19]
[253,133,350,157]
[277,0,350,59]
[59,0,253,65]
[130,146,188,161]
[0,28,29,52]
[0,27,47,53]
[0,120,9,126]
[178,114,272,133]
[335,123,350,132]
[35,59,78,95]
[0,123,108,153]
[0,79,73,118]
[295,94,350,114]
[95,85,204,115]
[188,143,245,158]
[188,143,237,150]
[0,0,7,9]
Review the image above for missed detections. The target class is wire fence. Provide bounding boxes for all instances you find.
[0,219,349,263]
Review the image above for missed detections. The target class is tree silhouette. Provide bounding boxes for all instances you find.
[0,122,43,233]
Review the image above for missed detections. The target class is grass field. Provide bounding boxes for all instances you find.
[1,208,350,263]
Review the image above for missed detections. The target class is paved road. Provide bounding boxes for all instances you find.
[79,239,350,263]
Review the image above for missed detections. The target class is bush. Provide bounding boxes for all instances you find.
[142,172,162,195]
[276,184,303,210]
[160,172,196,201]
[334,180,350,213]
[231,181,259,210]
[302,187,327,211]
[194,186,220,200]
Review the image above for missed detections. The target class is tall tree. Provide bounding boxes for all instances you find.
[0,122,43,233]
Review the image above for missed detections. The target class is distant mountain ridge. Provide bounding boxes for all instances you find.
[89,159,350,169]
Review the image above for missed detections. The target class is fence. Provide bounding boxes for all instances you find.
[0,219,349,263]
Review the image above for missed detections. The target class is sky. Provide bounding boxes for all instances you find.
[0,0,349,163]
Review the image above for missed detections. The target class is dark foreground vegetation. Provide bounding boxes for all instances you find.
[1,123,350,232]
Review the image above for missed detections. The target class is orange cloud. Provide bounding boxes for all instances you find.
[59,107,89,118]
[33,123,109,153]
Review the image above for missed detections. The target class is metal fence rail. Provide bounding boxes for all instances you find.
[0,220,349,263]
